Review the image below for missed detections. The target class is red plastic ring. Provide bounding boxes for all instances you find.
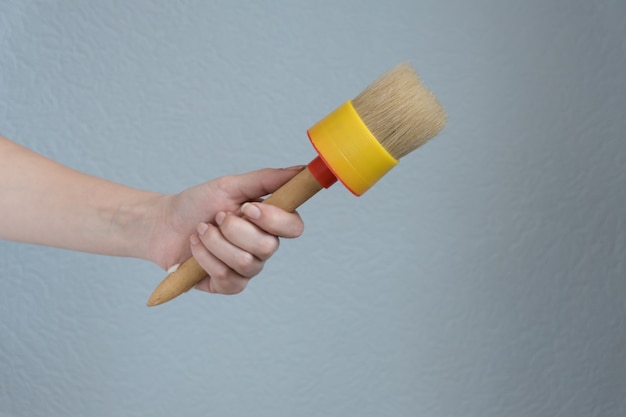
[307,155,337,189]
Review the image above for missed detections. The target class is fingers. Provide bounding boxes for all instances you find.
[240,202,304,238]
[189,222,260,295]
[189,202,304,295]
[189,231,250,295]
[216,212,280,261]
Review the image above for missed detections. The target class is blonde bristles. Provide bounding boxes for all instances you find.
[352,63,447,160]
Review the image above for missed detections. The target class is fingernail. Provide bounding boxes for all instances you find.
[190,235,200,246]
[241,202,261,220]
[285,165,306,171]
[197,222,209,236]
[215,211,226,226]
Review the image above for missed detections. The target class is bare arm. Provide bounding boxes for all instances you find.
[0,136,159,258]
[0,136,304,294]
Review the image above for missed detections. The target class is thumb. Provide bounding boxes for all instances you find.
[226,166,306,201]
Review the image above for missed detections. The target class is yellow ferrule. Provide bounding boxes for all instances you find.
[307,100,398,196]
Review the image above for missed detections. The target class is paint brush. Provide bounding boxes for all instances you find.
[147,63,447,306]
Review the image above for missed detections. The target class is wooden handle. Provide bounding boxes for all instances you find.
[146,166,324,306]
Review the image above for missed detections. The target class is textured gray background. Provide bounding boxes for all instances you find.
[1,1,625,416]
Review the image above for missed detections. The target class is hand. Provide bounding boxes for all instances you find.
[146,167,305,294]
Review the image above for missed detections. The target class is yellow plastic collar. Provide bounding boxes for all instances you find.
[307,100,398,196]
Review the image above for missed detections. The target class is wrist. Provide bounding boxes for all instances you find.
[106,190,165,262]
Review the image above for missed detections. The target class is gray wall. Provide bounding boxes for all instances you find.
[1,1,624,416]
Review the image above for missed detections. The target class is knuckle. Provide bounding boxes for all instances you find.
[233,251,260,277]
[257,237,279,259]
[274,211,304,238]
[289,221,305,238]
[213,176,237,195]
[209,264,230,283]
[213,275,247,295]
[222,282,247,295]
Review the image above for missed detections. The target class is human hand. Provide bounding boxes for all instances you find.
[145,167,305,294]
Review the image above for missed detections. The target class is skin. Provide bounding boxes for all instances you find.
[0,136,304,295]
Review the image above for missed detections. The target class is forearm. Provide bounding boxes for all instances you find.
[0,137,161,259]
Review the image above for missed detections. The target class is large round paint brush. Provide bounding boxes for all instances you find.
[147,63,447,306]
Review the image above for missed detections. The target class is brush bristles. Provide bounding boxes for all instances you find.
[352,63,446,160]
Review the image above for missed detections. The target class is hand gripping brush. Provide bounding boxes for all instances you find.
[147,63,447,306]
